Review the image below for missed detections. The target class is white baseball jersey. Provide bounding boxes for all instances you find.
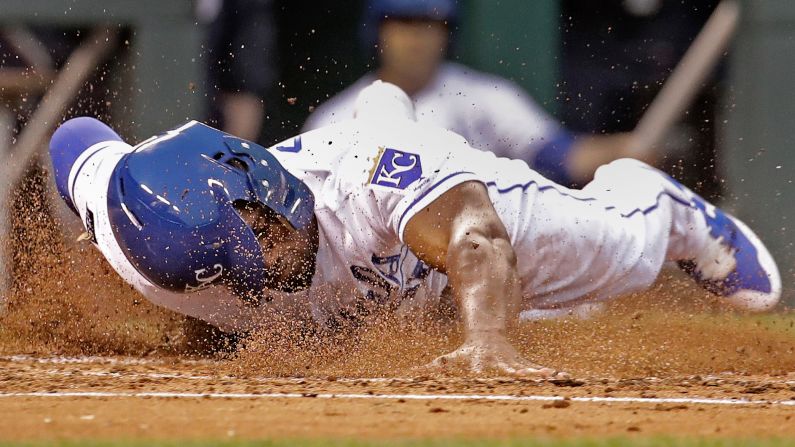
[304,63,571,169]
[269,117,697,323]
[70,118,708,331]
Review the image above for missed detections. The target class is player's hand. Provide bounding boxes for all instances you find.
[420,332,564,378]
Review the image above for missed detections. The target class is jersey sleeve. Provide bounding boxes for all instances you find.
[342,121,486,243]
[389,155,482,241]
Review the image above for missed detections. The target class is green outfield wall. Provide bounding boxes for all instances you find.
[0,0,203,141]
[458,0,560,109]
[726,1,795,302]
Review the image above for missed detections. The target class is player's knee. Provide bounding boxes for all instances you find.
[598,157,654,175]
[590,158,631,185]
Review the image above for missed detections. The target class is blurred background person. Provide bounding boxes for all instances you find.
[303,0,646,186]
[199,0,278,142]
[558,0,722,198]
[199,0,368,145]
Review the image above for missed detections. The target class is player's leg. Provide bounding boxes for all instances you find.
[505,159,683,316]
[582,158,781,312]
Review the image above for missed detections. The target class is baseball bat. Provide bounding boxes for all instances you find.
[0,27,118,303]
[629,0,740,157]
[3,27,118,189]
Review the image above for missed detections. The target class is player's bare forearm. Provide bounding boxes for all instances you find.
[445,220,521,337]
[404,181,520,335]
[567,133,657,184]
[405,181,556,376]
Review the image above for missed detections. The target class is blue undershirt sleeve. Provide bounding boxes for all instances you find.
[530,130,577,187]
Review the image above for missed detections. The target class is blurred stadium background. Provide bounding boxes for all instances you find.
[0,0,794,304]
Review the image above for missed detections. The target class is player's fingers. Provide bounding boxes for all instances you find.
[514,365,559,378]
[485,358,542,377]
[549,370,571,380]
[494,356,553,377]
[469,361,484,374]
[413,352,467,375]
[431,353,461,368]
[425,356,450,370]
[494,363,517,376]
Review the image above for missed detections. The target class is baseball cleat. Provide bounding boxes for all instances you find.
[671,181,782,311]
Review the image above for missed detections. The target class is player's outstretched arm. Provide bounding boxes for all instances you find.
[404,181,558,377]
[567,133,658,184]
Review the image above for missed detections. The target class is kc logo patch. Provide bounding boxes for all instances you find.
[371,148,422,190]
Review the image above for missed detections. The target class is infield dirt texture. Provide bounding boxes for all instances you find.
[2,166,795,444]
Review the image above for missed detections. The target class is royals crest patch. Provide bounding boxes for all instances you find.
[370,147,422,190]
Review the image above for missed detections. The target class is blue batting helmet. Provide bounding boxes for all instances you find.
[50,118,316,303]
[50,116,125,214]
[362,0,459,51]
[368,0,458,22]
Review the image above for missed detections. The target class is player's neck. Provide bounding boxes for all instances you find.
[377,68,433,97]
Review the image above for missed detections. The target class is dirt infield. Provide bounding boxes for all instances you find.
[3,287,795,441]
[1,355,795,441]
[3,167,795,442]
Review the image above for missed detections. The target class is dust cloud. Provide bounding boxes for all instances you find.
[3,165,795,379]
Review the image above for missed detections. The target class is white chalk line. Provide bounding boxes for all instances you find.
[6,355,795,396]
[0,390,794,407]
[5,355,795,407]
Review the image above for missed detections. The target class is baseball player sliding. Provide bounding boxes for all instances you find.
[49,81,780,376]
